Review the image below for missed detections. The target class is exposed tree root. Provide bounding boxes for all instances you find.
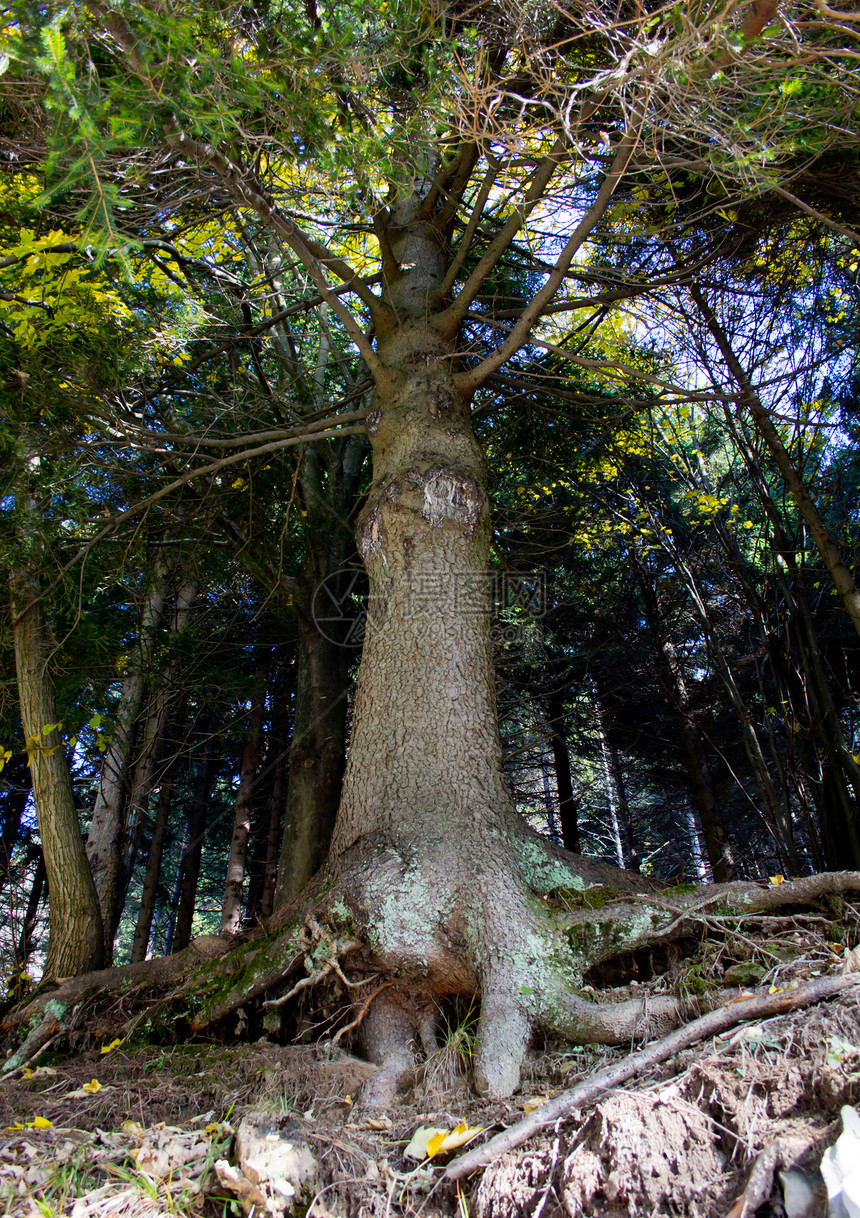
[2,865,859,1108]
[445,974,860,1180]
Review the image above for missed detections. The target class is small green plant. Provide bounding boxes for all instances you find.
[420,1002,479,1098]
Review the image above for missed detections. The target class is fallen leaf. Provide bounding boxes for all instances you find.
[768,875,785,887]
[100,1039,123,1056]
[523,1096,547,1114]
[404,1125,447,1161]
[28,1117,52,1130]
[842,946,860,975]
[65,1083,114,1099]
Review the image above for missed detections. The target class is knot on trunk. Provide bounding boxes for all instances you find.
[418,467,485,530]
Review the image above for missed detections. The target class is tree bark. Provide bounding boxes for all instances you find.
[273,616,349,904]
[168,719,220,954]
[220,663,268,934]
[547,683,579,851]
[130,701,188,962]
[8,528,104,979]
[86,554,168,958]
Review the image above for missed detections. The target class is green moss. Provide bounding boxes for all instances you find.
[328,897,354,930]
[515,838,586,894]
[723,961,765,986]
[678,961,719,998]
[188,925,304,1027]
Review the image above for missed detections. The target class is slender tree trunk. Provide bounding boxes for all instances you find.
[246,663,293,921]
[546,684,579,851]
[171,724,219,953]
[8,521,104,979]
[130,702,188,962]
[110,574,197,956]
[15,848,46,976]
[86,555,168,957]
[0,758,31,898]
[595,699,625,869]
[607,735,638,872]
[635,560,736,881]
[273,615,349,904]
[690,283,860,639]
[220,664,268,934]
[538,735,560,843]
[683,802,710,882]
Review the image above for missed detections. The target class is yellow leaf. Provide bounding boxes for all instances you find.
[29,1116,52,1129]
[100,1038,123,1055]
[82,1079,102,1094]
[523,1096,546,1113]
[21,1068,33,1079]
[426,1129,447,1158]
[768,875,784,887]
[404,1125,447,1160]
[423,1120,485,1158]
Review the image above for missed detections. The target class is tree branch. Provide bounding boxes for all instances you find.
[438,136,569,331]
[455,131,638,393]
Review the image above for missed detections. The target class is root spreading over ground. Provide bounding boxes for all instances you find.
[0,880,858,1215]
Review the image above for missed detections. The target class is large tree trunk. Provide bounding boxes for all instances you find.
[314,196,603,1100]
[9,551,104,980]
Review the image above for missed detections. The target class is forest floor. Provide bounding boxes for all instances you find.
[0,924,858,1217]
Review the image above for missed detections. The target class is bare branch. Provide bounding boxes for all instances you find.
[456,131,639,393]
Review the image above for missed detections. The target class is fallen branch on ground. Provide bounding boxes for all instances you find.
[445,974,860,1181]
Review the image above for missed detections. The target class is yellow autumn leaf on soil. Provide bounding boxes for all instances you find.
[29,1116,52,1129]
[768,875,785,887]
[100,1038,123,1055]
[420,1119,485,1159]
[82,1079,102,1094]
[404,1125,447,1160]
[523,1096,547,1113]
